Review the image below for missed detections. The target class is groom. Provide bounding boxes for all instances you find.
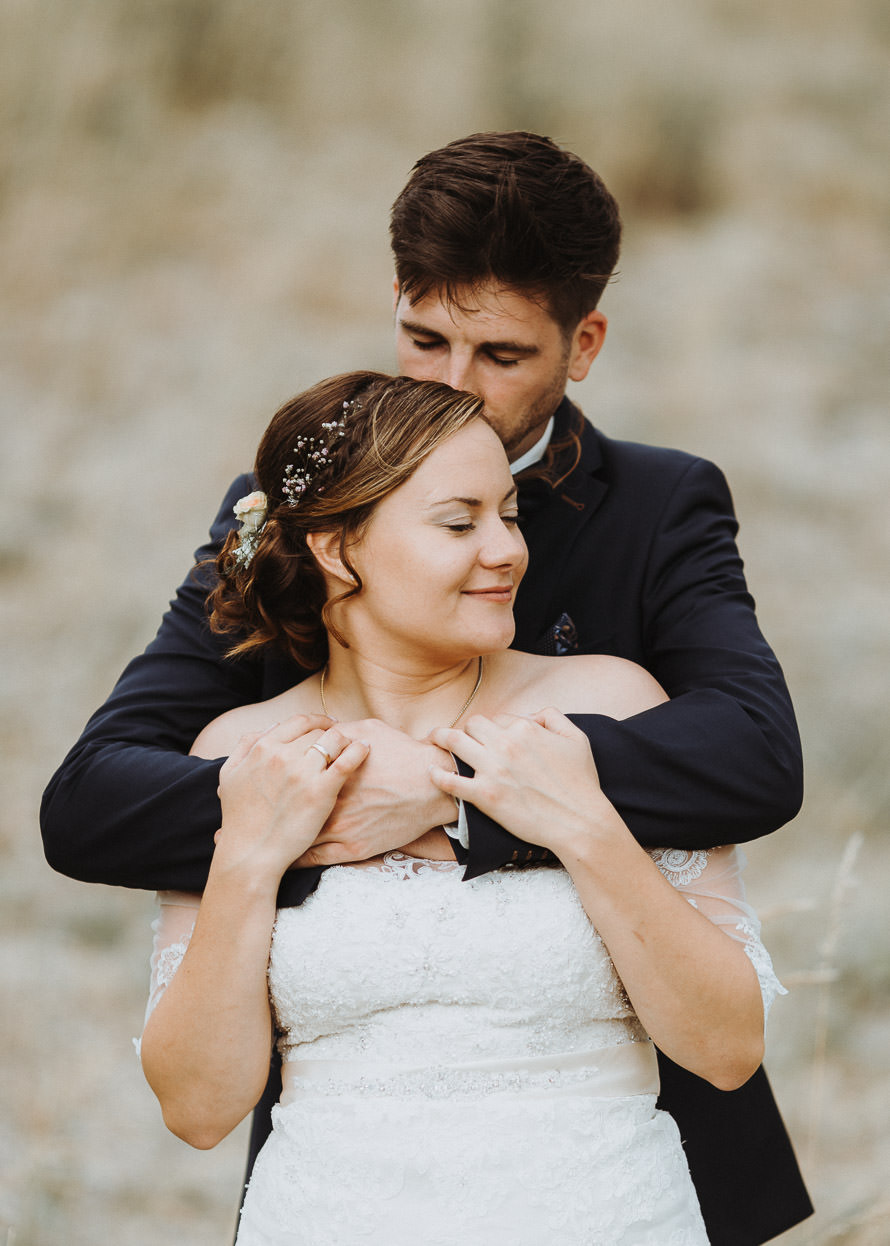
[42,132,811,1244]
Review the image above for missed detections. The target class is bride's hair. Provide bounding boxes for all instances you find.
[206,371,484,670]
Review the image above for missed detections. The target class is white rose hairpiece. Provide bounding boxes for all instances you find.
[232,490,268,568]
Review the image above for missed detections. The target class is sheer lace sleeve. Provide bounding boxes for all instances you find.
[134,890,201,1059]
[648,845,787,1022]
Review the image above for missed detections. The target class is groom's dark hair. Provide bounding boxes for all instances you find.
[390,131,622,334]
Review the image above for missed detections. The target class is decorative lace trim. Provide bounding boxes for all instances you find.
[379,851,464,880]
[648,848,709,886]
[135,931,194,1061]
[154,935,192,996]
[738,919,788,1019]
[283,1062,620,1101]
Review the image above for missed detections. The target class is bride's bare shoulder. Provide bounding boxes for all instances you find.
[485,650,666,720]
[189,681,317,759]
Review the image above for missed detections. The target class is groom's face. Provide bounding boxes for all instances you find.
[394,282,605,462]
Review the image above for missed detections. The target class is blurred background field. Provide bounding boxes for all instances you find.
[1,1,888,1242]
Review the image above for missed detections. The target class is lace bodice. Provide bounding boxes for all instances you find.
[142,845,784,1062]
[141,846,784,1245]
[271,853,647,1068]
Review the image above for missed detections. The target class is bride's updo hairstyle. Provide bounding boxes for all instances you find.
[207,371,485,670]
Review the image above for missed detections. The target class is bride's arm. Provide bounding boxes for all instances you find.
[140,716,368,1149]
[430,706,766,1091]
[140,875,277,1149]
[558,802,765,1091]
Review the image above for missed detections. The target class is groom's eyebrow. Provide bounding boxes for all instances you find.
[398,316,443,337]
[479,339,540,357]
[399,317,539,357]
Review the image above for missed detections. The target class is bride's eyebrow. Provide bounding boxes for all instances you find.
[428,486,518,510]
[428,496,481,510]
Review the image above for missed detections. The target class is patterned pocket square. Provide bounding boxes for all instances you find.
[540,612,578,656]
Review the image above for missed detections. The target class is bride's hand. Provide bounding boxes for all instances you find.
[290,718,458,868]
[429,708,625,859]
[213,715,369,883]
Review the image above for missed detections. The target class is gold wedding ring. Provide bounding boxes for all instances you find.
[307,742,333,767]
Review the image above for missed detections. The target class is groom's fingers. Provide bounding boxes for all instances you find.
[429,763,477,804]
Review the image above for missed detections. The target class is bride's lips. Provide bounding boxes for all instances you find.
[462,585,514,602]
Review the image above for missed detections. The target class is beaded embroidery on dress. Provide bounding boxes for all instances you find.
[144,845,783,1245]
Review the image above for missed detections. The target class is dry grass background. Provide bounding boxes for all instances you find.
[1,1,888,1242]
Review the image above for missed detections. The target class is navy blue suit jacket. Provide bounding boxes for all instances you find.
[41,398,811,1244]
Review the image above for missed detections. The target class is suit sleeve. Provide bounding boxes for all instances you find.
[41,476,260,892]
[462,456,802,876]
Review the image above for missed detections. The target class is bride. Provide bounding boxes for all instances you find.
[139,371,782,1245]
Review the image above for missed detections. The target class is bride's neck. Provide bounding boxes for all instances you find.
[320,649,482,738]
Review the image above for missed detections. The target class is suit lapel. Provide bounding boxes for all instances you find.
[513,400,608,650]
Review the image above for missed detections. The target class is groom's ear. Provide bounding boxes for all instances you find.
[306,530,354,587]
[566,310,607,383]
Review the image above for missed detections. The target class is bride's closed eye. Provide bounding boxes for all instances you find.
[444,512,519,534]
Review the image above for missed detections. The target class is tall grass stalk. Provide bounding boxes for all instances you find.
[803,832,864,1184]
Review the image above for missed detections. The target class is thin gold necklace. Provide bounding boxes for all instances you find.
[319,655,484,730]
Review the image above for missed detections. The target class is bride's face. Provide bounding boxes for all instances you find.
[340,419,528,664]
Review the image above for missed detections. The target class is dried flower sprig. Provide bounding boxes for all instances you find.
[282,400,352,507]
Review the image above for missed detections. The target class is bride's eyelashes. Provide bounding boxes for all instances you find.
[442,513,520,535]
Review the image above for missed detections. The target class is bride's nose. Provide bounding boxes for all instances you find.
[479,520,527,568]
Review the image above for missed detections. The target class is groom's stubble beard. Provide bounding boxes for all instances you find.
[489,341,572,463]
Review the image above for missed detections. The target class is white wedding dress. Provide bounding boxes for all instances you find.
[142,845,784,1245]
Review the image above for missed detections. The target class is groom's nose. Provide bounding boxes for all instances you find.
[438,350,477,396]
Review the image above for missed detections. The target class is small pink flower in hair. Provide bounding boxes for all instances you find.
[232,490,268,568]
[233,490,268,533]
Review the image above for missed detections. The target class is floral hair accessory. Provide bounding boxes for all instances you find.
[282,399,352,507]
[232,490,268,568]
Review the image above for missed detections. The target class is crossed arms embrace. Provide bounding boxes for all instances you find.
[40,439,803,897]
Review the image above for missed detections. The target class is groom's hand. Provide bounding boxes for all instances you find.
[289,718,457,867]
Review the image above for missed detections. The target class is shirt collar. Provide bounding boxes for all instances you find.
[509,417,555,476]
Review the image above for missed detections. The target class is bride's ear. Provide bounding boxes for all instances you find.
[305,530,354,587]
